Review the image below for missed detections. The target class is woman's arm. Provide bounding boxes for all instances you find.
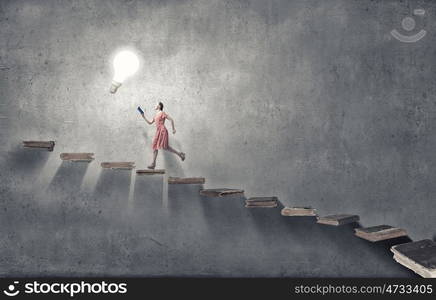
[141,113,154,125]
[166,114,176,134]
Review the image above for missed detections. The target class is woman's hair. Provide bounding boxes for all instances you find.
[158,102,164,111]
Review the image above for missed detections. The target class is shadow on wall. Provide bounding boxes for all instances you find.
[198,194,249,237]
[174,193,255,276]
[131,174,164,230]
[121,174,168,275]
[165,184,229,276]
[167,184,206,240]
[93,169,132,224]
[6,145,50,174]
[48,161,89,195]
[168,184,203,217]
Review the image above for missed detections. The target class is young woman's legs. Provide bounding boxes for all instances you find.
[166,146,185,161]
[148,150,158,168]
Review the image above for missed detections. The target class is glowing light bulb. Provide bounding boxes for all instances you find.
[110,50,140,94]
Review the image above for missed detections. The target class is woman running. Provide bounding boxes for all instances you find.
[140,102,185,169]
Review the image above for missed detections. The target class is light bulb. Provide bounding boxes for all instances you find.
[110,50,140,94]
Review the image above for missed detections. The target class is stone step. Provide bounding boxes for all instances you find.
[101,162,135,170]
[60,153,94,162]
[136,169,165,175]
[281,207,317,216]
[245,197,278,208]
[391,240,436,278]
[354,225,407,242]
[200,188,244,197]
[317,214,360,226]
[168,177,205,184]
[246,197,278,203]
[23,141,55,151]
[245,203,278,208]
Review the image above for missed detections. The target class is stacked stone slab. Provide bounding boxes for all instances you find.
[200,188,244,197]
[355,225,407,242]
[137,169,165,175]
[245,197,278,208]
[60,153,94,162]
[281,207,317,216]
[391,240,436,278]
[168,177,205,184]
[101,162,135,170]
[317,214,359,226]
[23,141,55,151]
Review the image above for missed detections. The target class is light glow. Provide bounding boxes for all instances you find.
[110,50,140,93]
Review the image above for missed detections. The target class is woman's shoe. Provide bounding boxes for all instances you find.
[147,164,155,169]
[180,152,186,161]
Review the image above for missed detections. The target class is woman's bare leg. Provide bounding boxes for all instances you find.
[148,150,158,168]
[166,146,185,161]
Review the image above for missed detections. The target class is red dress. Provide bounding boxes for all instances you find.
[152,112,169,150]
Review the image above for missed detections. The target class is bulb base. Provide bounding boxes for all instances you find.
[109,81,122,94]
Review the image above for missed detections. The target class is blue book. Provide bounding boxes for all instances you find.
[137,106,144,114]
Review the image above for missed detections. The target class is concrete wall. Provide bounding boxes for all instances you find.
[0,0,435,276]
[0,163,416,277]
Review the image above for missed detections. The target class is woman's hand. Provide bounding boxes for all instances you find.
[173,129,176,134]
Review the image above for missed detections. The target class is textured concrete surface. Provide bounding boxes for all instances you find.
[0,0,435,276]
[0,166,416,277]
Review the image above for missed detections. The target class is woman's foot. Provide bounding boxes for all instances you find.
[147,163,155,169]
[180,152,186,161]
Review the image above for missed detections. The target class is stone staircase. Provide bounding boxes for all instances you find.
[17,140,436,277]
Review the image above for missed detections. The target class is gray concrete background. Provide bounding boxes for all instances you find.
[0,0,435,276]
